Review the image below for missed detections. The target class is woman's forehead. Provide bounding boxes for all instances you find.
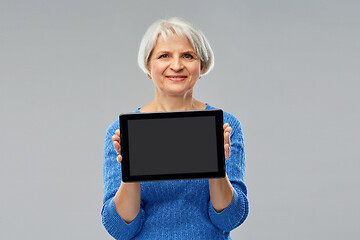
[153,33,195,52]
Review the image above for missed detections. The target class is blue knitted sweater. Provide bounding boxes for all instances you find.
[101,104,249,239]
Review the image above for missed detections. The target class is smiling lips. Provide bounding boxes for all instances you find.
[166,75,187,81]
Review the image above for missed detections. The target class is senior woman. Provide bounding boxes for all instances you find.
[102,17,249,239]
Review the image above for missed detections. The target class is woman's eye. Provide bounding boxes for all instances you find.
[184,54,194,59]
[159,54,168,59]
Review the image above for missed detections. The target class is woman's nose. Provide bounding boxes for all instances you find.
[170,58,184,72]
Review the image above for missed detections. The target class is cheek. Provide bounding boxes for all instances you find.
[150,62,166,76]
[189,64,202,76]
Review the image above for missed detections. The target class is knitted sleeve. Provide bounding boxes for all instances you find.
[101,120,145,240]
[208,116,249,232]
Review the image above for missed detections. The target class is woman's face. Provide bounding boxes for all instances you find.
[147,34,203,97]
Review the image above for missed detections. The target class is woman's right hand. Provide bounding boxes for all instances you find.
[112,129,123,163]
[112,131,141,224]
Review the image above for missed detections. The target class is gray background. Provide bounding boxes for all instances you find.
[1,0,359,239]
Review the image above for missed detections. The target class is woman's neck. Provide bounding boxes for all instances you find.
[140,93,206,112]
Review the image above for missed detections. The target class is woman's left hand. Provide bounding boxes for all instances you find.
[223,123,232,161]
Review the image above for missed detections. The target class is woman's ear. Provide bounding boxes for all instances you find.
[146,63,152,79]
[146,62,152,79]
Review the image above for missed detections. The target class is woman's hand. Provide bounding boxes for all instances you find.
[112,129,123,163]
[223,123,232,161]
[112,130,141,223]
[208,123,233,212]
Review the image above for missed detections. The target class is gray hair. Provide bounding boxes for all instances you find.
[137,17,214,76]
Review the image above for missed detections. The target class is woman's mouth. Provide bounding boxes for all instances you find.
[166,75,187,81]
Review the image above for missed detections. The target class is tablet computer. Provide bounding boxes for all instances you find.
[119,109,225,182]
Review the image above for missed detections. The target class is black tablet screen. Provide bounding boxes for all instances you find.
[127,116,218,176]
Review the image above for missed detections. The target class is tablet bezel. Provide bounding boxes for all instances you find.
[119,109,225,182]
